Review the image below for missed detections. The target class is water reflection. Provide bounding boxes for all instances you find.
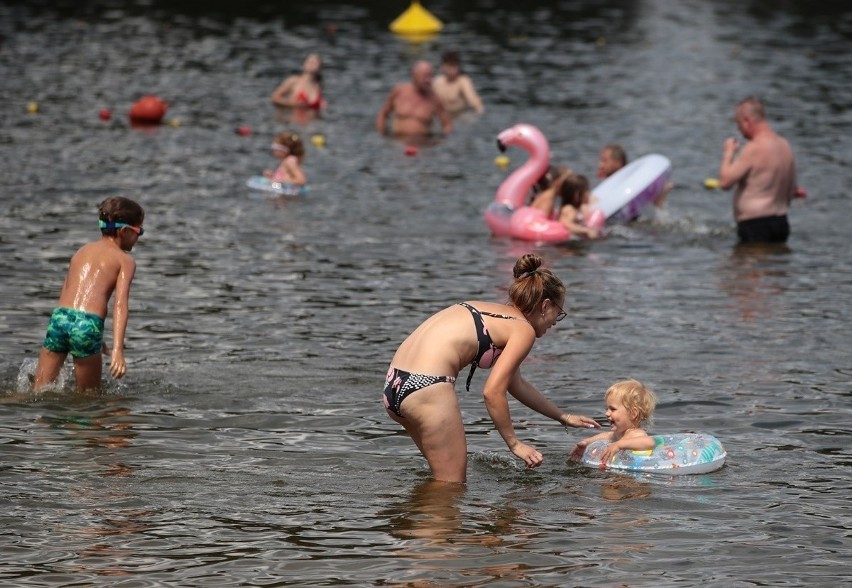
[40,403,137,475]
[381,480,529,584]
[598,475,653,502]
[36,400,150,578]
[717,242,791,322]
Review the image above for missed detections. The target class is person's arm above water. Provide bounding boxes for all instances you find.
[271,76,297,107]
[375,86,399,135]
[719,137,751,190]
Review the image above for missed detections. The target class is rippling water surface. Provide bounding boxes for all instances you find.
[1,0,850,586]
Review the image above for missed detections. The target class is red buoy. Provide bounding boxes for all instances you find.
[129,96,167,124]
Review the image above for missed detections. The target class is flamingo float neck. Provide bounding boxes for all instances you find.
[495,124,551,210]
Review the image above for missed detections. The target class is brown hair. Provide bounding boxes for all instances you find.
[274,131,305,159]
[508,254,566,315]
[98,197,144,236]
[738,95,766,121]
[441,51,460,66]
[605,379,656,427]
[534,165,570,194]
[604,144,627,167]
[560,174,590,209]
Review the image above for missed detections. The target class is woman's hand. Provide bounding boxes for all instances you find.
[561,413,601,429]
[509,441,544,469]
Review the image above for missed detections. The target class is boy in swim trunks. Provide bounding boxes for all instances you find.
[33,196,145,392]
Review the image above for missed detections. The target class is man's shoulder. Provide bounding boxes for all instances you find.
[751,131,791,154]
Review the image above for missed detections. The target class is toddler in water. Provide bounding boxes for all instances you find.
[556,174,600,239]
[571,379,656,465]
[264,131,306,186]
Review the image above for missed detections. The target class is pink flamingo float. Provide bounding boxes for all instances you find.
[485,123,672,243]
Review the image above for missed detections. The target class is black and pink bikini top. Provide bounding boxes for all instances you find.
[458,302,520,391]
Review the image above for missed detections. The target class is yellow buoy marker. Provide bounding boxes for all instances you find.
[311,134,326,148]
[495,155,510,169]
[390,1,443,35]
[703,178,720,189]
[26,102,39,114]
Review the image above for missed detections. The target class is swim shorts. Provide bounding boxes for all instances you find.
[737,215,790,244]
[42,307,105,358]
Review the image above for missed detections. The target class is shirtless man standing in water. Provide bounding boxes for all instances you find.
[376,60,452,136]
[718,96,797,244]
[432,51,484,115]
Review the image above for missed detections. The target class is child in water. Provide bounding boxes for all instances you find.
[33,197,145,392]
[264,131,306,186]
[530,169,601,239]
[570,379,656,465]
[556,174,600,239]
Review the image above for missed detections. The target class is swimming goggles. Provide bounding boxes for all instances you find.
[99,220,144,236]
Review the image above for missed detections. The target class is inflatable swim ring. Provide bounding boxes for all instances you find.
[591,154,672,223]
[246,176,308,197]
[578,433,726,475]
[485,123,577,243]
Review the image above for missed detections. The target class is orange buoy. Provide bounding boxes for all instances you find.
[129,96,167,124]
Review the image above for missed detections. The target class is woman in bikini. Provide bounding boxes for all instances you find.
[383,253,600,483]
[271,53,326,112]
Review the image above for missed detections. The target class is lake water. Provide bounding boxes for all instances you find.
[1,0,850,586]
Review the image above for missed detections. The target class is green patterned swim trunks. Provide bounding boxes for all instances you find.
[42,307,105,358]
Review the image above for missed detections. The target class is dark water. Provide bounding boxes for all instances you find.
[1,1,851,585]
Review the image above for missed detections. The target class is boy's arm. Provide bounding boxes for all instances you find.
[461,76,484,113]
[109,256,137,379]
